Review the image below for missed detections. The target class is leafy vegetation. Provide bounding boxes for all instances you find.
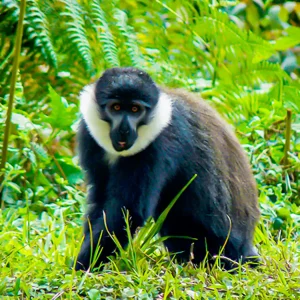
[0,0,299,298]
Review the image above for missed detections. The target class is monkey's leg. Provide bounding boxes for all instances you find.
[215,232,260,270]
[240,240,260,267]
[159,216,208,264]
[163,237,208,264]
[75,203,143,271]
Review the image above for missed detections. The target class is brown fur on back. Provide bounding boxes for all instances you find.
[162,87,260,225]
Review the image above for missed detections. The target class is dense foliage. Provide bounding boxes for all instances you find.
[0,0,299,298]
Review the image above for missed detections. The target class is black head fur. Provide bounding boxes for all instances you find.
[95,67,159,107]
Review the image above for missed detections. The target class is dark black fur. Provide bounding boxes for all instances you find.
[75,67,260,271]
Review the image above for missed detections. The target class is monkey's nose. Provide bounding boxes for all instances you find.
[118,141,126,148]
[119,129,129,135]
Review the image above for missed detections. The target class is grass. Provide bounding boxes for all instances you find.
[0,0,299,298]
[1,192,299,299]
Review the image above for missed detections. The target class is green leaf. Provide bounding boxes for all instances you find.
[278,6,289,22]
[246,3,260,31]
[11,113,39,130]
[87,289,101,300]
[31,142,49,161]
[274,26,300,51]
[276,207,291,220]
[91,0,120,67]
[61,0,93,72]
[14,278,21,297]
[42,85,77,130]
[55,157,83,185]
[273,217,284,230]
[6,182,21,193]
[25,0,57,67]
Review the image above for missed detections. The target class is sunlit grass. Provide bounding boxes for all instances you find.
[1,197,299,299]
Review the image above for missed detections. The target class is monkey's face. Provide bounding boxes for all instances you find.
[100,99,150,151]
[95,68,159,152]
[80,67,172,157]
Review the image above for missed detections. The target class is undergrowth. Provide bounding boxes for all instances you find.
[0,0,299,298]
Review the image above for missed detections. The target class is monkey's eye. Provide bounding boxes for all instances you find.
[131,106,139,113]
[112,104,121,111]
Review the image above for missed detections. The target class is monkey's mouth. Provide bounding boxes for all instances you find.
[110,130,137,152]
[118,141,126,148]
[113,140,134,152]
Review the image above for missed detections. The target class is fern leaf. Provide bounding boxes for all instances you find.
[231,62,291,86]
[197,2,274,62]
[160,0,274,63]
[31,142,48,161]
[25,0,57,67]
[61,0,93,72]
[203,85,274,121]
[274,26,300,51]
[113,8,145,67]
[91,0,120,67]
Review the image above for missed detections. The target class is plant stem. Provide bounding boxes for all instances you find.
[0,0,27,206]
[283,109,292,167]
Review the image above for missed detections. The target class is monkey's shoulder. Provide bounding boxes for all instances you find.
[163,87,241,144]
[162,87,227,124]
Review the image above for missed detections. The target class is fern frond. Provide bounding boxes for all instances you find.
[0,0,19,31]
[159,0,274,63]
[203,85,275,121]
[0,43,14,90]
[113,8,145,67]
[198,2,274,61]
[31,142,48,161]
[61,0,93,72]
[14,73,25,105]
[273,83,300,112]
[274,27,300,51]
[231,62,290,86]
[25,0,57,67]
[227,90,269,117]
[91,0,120,67]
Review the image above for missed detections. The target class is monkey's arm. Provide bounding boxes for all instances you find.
[75,175,165,271]
[75,120,111,270]
[76,145,176,271]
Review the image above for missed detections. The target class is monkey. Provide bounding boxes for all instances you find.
[75,67,260,271]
